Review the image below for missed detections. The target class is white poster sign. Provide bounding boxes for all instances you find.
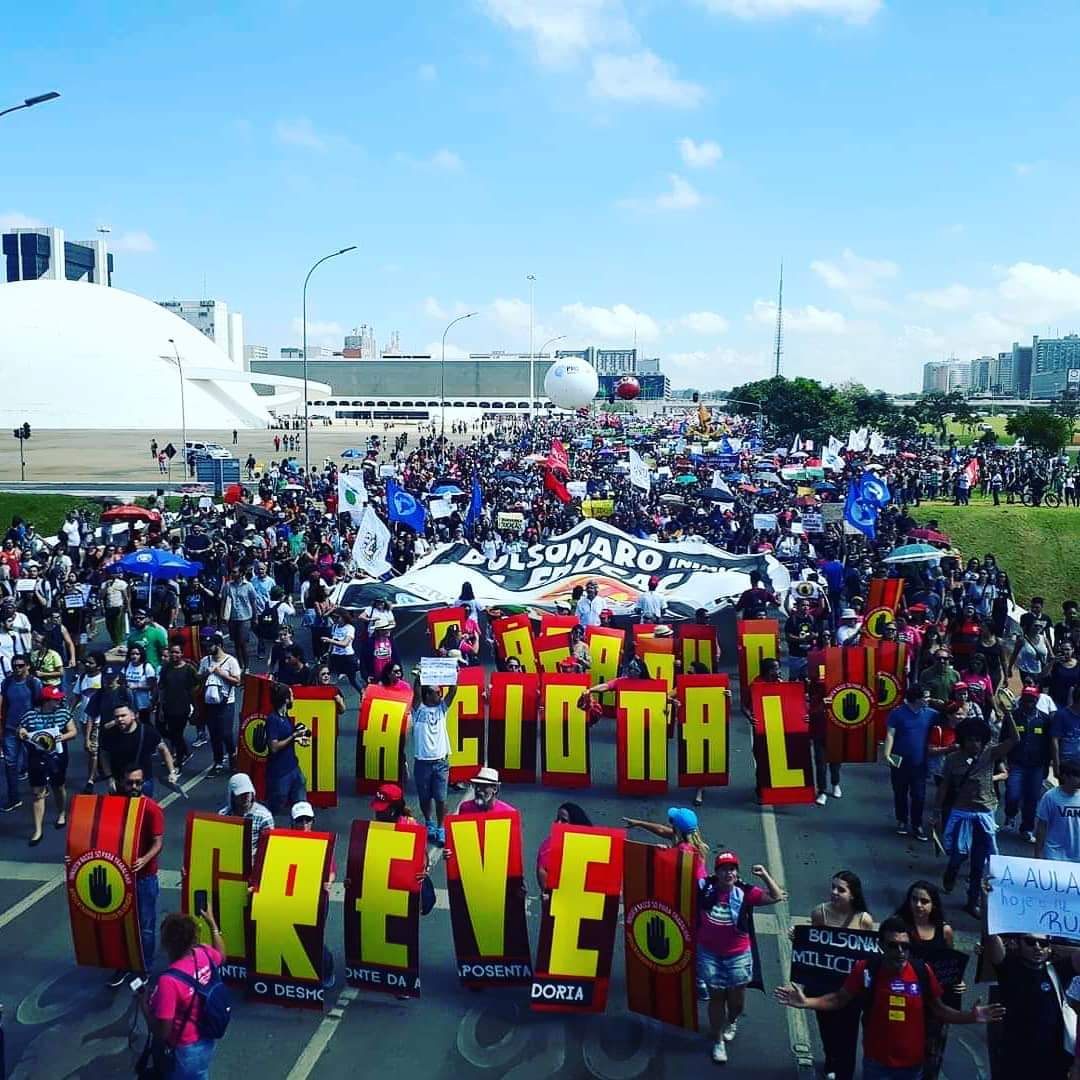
[987,855,1080,939]
[419,656,459,686]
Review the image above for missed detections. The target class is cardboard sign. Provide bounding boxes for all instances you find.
[236,673,274,800]
[356,684,411,795]
[800,511,824,533]
[752,513,778,532]
[640,638,675,693]
[678,624,717,674]
[344,819,427,997]
[247,829,336,1008]
[615,680,670,795]
[497,511,525,530]
[182,812,253,980]
[444,811,533,987]
[531,825,625,1012]
[790,925,882,997]
[585,625,624,713]
[676,674,730,788]
[823,646,878,764]
[426,606,466,653]
[289,685,340,808]
[540,674,592,788]
[420,656,459,686]
[446,666,485,784]
[487,672,539,784]
[66,794,147,973]
[863,578,905,640]
[539,614,580,638]
[871,639,907,743]
[623,842,698,1031]
[491,614,538,673]
[751,681,814,805]
[737,619,779,713]
[537,632,574,674]
[988,855,1080,939]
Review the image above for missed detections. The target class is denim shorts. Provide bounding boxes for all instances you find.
[414,757,449,804]
[697,946,753,990]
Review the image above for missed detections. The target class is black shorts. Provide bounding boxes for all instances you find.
[29,751,68,790]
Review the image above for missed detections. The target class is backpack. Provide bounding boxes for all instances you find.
[256,602,280,641]
[857,955,933,1028]
[160,947,232,1040]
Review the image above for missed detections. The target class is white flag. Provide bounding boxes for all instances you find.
[710,470,733,495]
[338,471,368,521]
[790,432,801,456]
[351,505,391,578]
[827,435,844,456]
[628,448,651,491]
[868,430,885,455]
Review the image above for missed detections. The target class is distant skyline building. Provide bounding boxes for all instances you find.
[970,356,992,393]
[2,225,113,286]
[1011,342,1033,398]
[246,343,269,361]
[1031,334,1080,399]
[157,299,245,367]
[922,359,970,394]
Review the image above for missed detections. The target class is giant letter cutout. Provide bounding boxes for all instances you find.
[823,645,879,764]
[491,614,538,673]
[427,606,466,653]
[356,683,411,795]
[537,633,573,674]
[615,679,669,795]
[445,811,532,987]
[677,674,730,788]
[678,623,717,674]
[291,685,340,807]
[640,637,675,693]
[540,614,580,638]
[66,794,146,973]
[863,578,904,640]
[344,819,426,997]
[623,841,698,1030]
[585,625,624,714]
[247,829,335,1008]
[488,672,539,783]
[182,812,252,980]
[236,673,274,799]
[446,666,486,783]
[751,681,813,805]
[871,639,907,743]
[737,619,779,714]
[540,674,592,788]
[531,825,624,1012]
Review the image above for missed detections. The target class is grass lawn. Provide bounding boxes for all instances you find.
[915,497,1080,618]
[0,494,184,537]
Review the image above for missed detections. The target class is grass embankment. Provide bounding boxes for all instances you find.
[916,498,1080,618]
[0,494,183,537]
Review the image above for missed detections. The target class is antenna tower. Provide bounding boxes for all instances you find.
[774,261,784,377]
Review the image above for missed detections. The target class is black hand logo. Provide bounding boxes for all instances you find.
[877,675,888,705]
[252,721,268,755]
[646,915,670,960]
[89,865,112,910]
[841,691,861,723]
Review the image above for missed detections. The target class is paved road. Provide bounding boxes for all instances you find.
[0,615,1001,1079]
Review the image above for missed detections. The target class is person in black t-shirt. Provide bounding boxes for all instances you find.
[784,598,816,681]
[99,701,176,800]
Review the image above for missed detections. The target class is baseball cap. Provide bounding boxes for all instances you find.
[667,807,698,834]
[370,783,404,813]
[714,851,739,869]
[228,773,256,797]
[1022,686,1041,698]
[953,682,969,692]
[41,685,65,701]
[290,801,315,822]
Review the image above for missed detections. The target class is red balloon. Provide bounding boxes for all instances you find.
[616,376,640,400]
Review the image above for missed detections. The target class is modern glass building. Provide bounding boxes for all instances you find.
[1030,335,1080,399]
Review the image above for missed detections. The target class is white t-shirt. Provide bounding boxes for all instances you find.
[61,520,81,547]
[199,654,241,705]
[412,702,450,761]
[104,579,129,609]
[1036,786,1080,862]
[330,623,355,656]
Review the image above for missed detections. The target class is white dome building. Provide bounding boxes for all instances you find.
[0,279,328,429]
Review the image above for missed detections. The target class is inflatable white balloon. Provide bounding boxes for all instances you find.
[544,358,599,410]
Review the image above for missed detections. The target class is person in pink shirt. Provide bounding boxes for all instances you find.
[536,801,592,896]
[456,766,515,813]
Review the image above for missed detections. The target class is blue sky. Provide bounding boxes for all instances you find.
[4,0,1080,392]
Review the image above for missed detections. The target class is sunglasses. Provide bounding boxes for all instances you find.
[1021,936,1050,948]
[882,939,911,953]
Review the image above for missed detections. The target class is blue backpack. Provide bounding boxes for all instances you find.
[161,947,232,1040]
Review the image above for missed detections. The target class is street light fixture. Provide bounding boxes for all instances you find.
[164,339,187,480]
[302,245,357,471]
[0,91,60,119]
[536,335,566,408]
[441,312,478,437]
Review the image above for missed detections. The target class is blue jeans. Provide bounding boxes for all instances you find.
[268,767,307,816]
[862,1061,923,1080]
[2,726,26,804]
[946,819,991,908]
[890,761,927,829]
[205,701,236,766]
[174,1038,215,1080]
[136,873,159,967]
[1005,763,1047,833]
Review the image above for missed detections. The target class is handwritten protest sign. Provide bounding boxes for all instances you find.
[988,854,1080,939]
[790,925,881,996]
[419,657,459,686]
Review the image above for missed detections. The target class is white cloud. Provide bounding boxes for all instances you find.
[479,0,633,64]
[0,211,44,229]
[489,297,533,334]
[811,248,898,293]
[112,230,155,254]
[680,310,730,334]
[666,346,769,387]
[619,174,703,212]
[429,148,464,172]
[423,297,447,320]
[696,0,881,22]
[423,340,469,359]
[752,299,847,334]
[274,118,333,151]
[996,261,1080,323]
[590,51,705,107]
[678,137,722,168]
[561,301,661,341]
[290,317,344,341]
[1012,162,1040,177]
[417,63,437,82]
[910,284,976,311]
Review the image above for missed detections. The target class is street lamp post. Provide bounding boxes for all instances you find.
[302,245,357,472]
[0,91,60,120]
[536,335,566,411]
[440,312,478,438]
[165,339,187,480]
[527,274,536,419]
[722,396,766,431]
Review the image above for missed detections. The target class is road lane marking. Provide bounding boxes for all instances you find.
[285,988,358,1080]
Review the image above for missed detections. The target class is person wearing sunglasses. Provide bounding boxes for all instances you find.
[776,916,1004,1079]
[984,926,1080,1080]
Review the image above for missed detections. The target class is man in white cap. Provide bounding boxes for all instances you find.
[457,767,515,814]
[218,772,274,859]
[836,608,861,646]
[289,800,337,989]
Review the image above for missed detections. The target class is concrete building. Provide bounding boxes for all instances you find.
[1031,334,1080,399]
[156,299,245,367]
[2,226,113,285]
[245,344,269,362]
[991,351,1015,396]
[280,345,334,359]
[922,360,970,394]
[1011,342,1033,398]
[970,356,992,393]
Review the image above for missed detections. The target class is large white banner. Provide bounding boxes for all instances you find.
[628,448,651,491]
[987,854,1080,939]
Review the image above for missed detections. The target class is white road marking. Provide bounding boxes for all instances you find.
[284,988,358,1080]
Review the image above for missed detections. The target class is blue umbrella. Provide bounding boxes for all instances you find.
[814,481,838,492]
[432,484,465,497]
[340,448,365,459]
[114,549,203,579]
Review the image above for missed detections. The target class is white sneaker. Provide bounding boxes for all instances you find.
[711,1040,728,1064]
[1022,830,1037,844]
[831,785,843,799]
[815,792,828,806]
[722,1021,738,1043]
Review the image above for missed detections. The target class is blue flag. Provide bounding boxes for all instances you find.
[386,480,427,533]
[844,486,878,540]
[466,472,483,529]
[857,471,891,508]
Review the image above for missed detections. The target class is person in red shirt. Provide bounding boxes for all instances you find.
[776,917,1002,1078]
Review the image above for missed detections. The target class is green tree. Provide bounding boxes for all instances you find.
[911,391,973,442]
[1005,409,1076,453]
[725,376,842,442]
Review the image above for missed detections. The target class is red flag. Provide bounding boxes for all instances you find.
[964,457,980,488]
[544,468,571,503]
[548,439,570,476]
